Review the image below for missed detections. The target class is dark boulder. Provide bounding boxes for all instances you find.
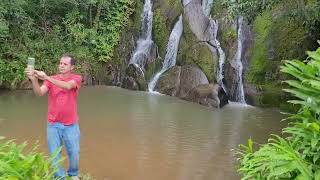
[184,84,228,108]
[154,66,181,96]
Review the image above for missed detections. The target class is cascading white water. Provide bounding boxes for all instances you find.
[202,0,214,16]
[141,0,153,40]
[182,0,192,6]
[231,16,246,104]
[210,20,226,92]
[148,15,183,92]
[201,0,226,92]
[129,0,153,68]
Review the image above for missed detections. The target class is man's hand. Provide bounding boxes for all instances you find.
[35,70,48,80]
[25,68,36,80]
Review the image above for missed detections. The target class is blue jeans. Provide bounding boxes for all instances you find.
[47,122,80,178]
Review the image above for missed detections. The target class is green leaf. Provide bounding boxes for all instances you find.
[310,122,320,132]
[315,169,320,180]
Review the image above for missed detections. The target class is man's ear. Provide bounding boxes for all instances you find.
[71,65,75,70]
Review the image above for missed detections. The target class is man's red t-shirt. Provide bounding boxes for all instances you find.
[44,74,82,125]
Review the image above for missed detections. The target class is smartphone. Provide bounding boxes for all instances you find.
[27,57,35,69]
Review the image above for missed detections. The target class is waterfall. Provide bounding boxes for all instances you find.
[231,16,246,104]
[201,0,226,92]
[182,0,193,6]
[129,0,153,69]
[210,20,226,92]
[202,0,214,16]
[148,15,183,92]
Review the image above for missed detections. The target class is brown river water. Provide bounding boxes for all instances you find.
[0,86,286,180]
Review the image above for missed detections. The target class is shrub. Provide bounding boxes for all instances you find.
[0,137,61,179]
[236,44,320,179]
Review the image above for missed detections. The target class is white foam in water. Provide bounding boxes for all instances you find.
[227,101,253,108]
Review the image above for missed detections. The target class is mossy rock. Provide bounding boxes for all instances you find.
[155,66,181,96]
[128,0,144,34]
[145,53,164,83]
[153,0,183,58]
[152,9,169,57]
[185,43,215,82]
[176,16,199,65]
[112,0,144,85]
[153,0,183,26]
[178,65,209,98]
[218,19,237,62]
[177,16,216,82]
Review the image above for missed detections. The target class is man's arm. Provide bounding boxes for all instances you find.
[30,79,49,96]
[25,68,48,96]
[35,70,77,90]
[46,76,77,90]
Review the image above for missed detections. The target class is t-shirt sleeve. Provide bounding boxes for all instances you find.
[72,75,82,89]
[43,79,52,90]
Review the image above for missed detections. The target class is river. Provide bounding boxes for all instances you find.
[0,86,286,180]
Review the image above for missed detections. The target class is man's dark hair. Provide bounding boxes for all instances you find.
[62,54,76,65]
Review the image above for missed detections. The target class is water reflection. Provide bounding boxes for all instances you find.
[129,93,152,178]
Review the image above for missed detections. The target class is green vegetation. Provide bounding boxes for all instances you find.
[245,1,318,85]
[236,46,320,179]
[219,0,320,107]
[186,44,215,82]
[152,9,169,57]
[0,137,95,179]
[0,137,59,179]
[152,0,182,58]
[221,0,281,22]
[0,0,135,89]
[220,27,237,51]
[259,83,283,106]
[246,12,272,84]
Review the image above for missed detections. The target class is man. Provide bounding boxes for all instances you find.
[25,54,82,180]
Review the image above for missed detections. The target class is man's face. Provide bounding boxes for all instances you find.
[58,57,74,74]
